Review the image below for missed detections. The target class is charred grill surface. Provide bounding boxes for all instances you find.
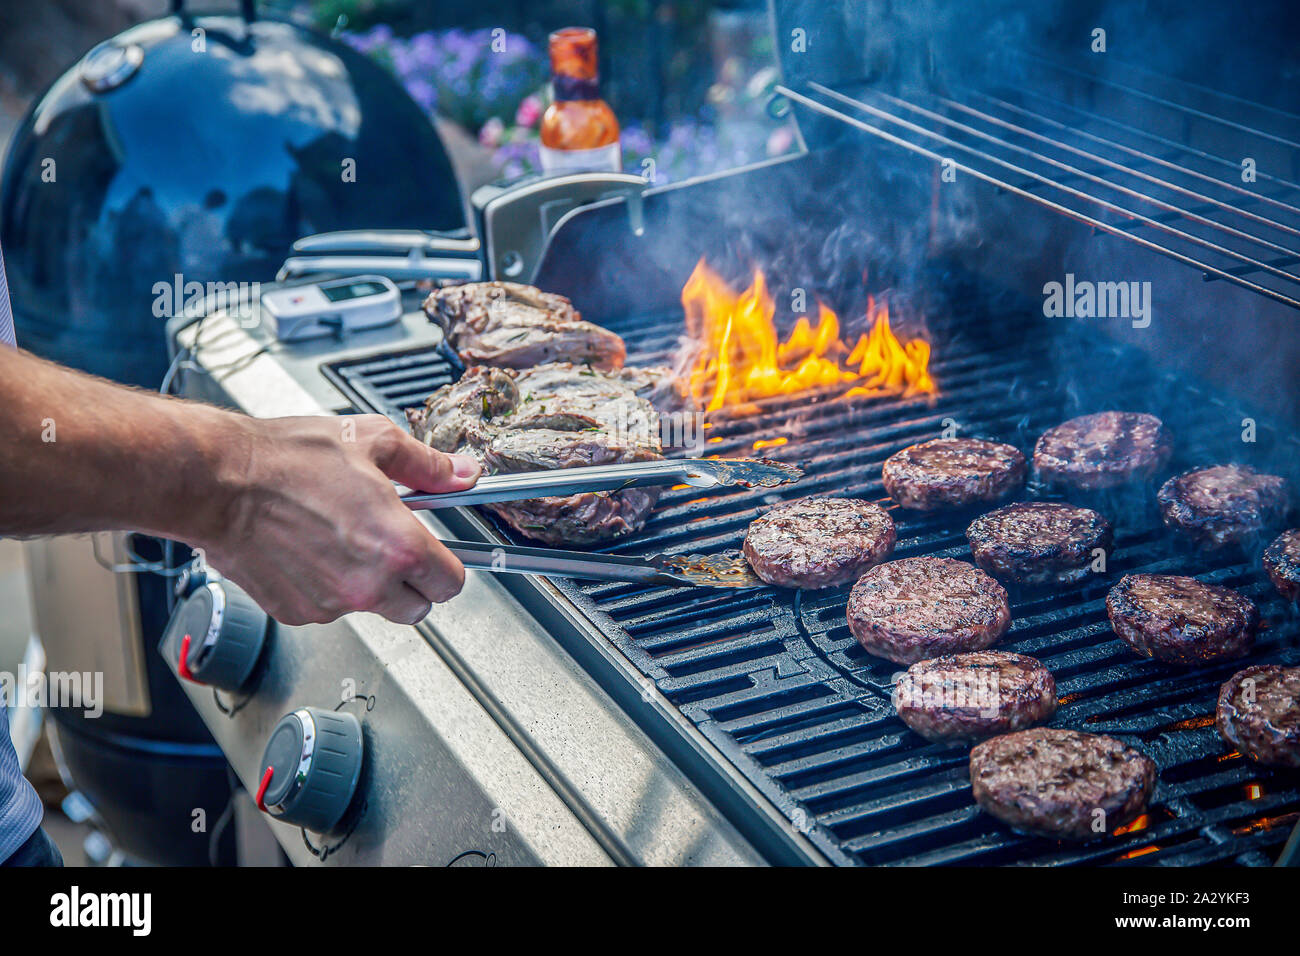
[328,304,1300,867]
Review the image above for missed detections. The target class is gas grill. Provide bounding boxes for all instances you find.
[166,1,1300,866]
[320,298,1300,867]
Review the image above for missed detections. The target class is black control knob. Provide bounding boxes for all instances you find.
[256,707,364,834]
[160,578,268,691]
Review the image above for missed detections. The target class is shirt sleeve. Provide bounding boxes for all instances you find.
[0,246,16,347]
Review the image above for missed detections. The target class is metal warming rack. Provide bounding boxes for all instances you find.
[778,54,1300,311]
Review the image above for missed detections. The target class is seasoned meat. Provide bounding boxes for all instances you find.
[1263,528,1300,602]
[966,501,1112,585]
[508,363,661,438]
[881,437,1026,510]
[407,362,664,545]
[423,281,626,371]
[404,366,517,453]
[1157,464,1290,549]
[610,365,698,415]
[1105,574,1258,666]
[742,497,896,589]
[894,651,1057,742]
[969,728,1156,841]
[485,428,660,473]
[429,280,581,327]
[482,490,662,546]
[846,557,1011,664]
[1033,411,1172,490]
[1217,665,1300,768]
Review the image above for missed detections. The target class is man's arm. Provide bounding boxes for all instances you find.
[0,345,480,625]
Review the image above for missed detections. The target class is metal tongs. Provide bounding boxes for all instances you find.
[400,457,803,510]
[439,540,766,589]
[402,457,803,589]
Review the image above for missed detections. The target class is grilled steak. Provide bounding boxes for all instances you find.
[742,497,896,589]
[881,437,1026,510]
[407,363,663,545]
[969,728,1156,841]
[1217,665,1300,768]
[404,366,518,453]
[1157,464,1290,549]
[424,281,626,371]
[966,501,1112,585]
[894,651,1057,742]
[846,557,1011,664]
[1105,573,1258,666]
[1263,528,1300,602]
[1033,411,1172,490]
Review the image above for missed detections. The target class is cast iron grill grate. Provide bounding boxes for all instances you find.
[325,307,1300,866]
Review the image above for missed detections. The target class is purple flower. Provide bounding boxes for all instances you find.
[345,24,789,187]
[478,117,505,148]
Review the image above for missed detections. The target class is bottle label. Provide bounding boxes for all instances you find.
[539,142,622,175]
[553,76,601,101]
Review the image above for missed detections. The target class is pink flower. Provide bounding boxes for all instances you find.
[515,94,542,129]
[478,116,505,148]
[766,125,795,157]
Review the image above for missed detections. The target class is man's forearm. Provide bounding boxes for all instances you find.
[0,345,246,546]
[0,344,480,624]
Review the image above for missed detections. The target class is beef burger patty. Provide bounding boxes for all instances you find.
[1105,574,1258,665]
[881,438,1026,510]
[847,557,1011,664]
[967,501,1112,585]
[1217,665,1300,768]
[969,727,1156,840]
[894,651,1057,742]
[1033,411,1171,490]
[1263,529,1300,602]
[743,497,896,589]
[1158,464,1290,549]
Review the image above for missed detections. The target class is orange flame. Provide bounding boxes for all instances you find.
[680,259,935,412]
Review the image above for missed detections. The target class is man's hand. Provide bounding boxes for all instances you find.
[198,415,480,626]
[0,344,480,628]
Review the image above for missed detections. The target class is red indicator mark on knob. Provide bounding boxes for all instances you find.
[255,766,274,813]
[178,633,196,682]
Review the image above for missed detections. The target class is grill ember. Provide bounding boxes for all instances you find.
[678,259,936,412]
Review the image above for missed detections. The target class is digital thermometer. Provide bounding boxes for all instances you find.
[260,275,402,341]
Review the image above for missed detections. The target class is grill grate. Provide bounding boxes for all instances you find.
[780,55,1300,312]
[326,307,1300,866]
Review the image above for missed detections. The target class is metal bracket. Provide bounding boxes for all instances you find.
[473,172,647,284]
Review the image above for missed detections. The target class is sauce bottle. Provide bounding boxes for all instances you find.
[539,27,621,174]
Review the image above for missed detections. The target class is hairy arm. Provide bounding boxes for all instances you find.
[0,346,480,625]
